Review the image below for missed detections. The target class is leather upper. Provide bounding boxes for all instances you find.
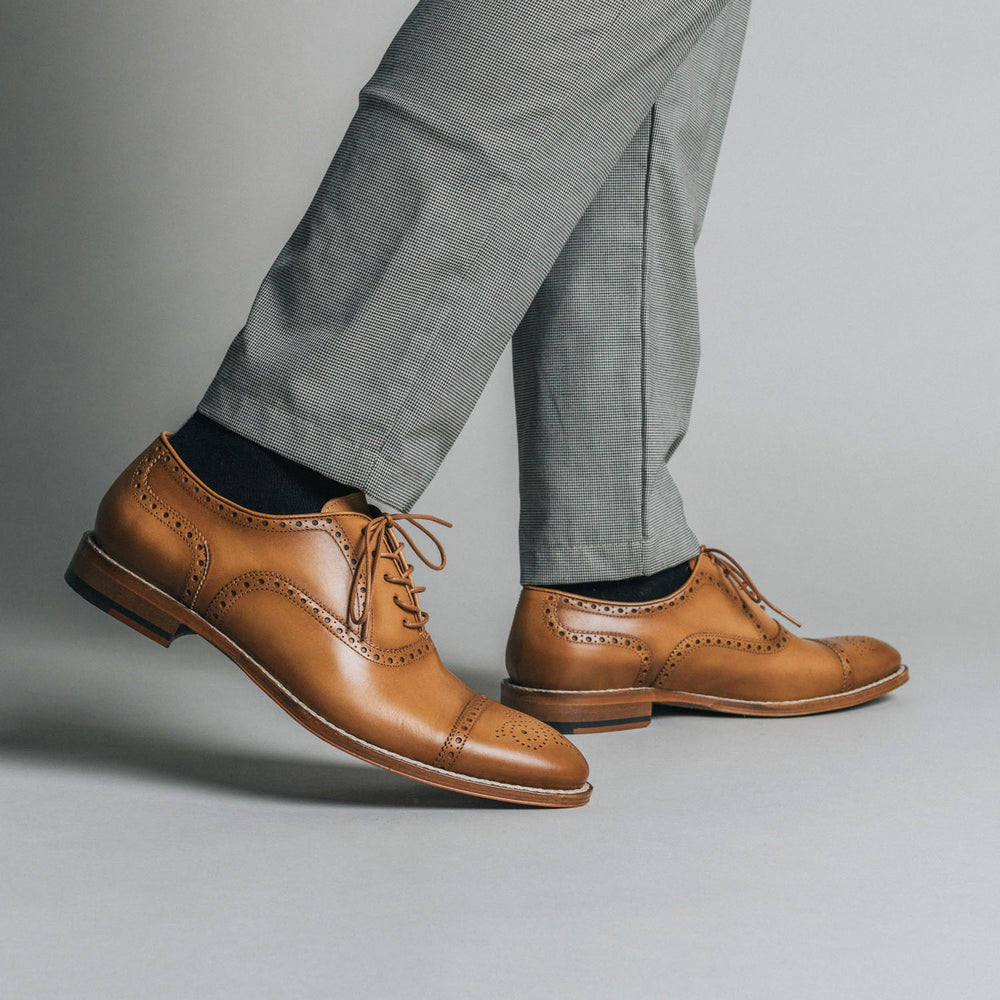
[95,435,588,790]
[506,548,901,702]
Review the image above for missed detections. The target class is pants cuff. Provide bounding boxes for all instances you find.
[519,526,701,587]
[198,380,432,511]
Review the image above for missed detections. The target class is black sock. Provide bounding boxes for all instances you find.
[555,559,694,603]
[169,412,358,514]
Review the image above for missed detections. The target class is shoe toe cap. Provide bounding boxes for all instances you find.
[821,635,902,689]
[451,700,590,792]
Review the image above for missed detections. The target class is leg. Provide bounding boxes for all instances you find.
[199,0,737,510]
[512,0,752,586]
[69,0,749,806]
[501,0,907,731]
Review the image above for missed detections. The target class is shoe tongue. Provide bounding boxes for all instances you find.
[321,492,370,515]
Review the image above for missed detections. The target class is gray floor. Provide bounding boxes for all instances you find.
[2,598,996,999]
[4,1,999,995]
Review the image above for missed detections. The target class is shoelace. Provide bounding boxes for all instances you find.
[700,545,801,628]
[347,512,452,640]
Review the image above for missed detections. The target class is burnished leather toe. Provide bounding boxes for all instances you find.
[446,699,590,791]
[818,635,903,690]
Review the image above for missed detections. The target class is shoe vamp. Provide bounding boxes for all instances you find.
[655,634,845,701]
[215,587,472,760]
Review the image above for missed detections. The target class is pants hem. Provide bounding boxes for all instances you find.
[519,528,701,586]
[198,379,431,511]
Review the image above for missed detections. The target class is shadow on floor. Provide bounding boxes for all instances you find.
[0,714,526,809]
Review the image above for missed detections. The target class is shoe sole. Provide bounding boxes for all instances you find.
[501,667,909,734]
[65,533,591,807]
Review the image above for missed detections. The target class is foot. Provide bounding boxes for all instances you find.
[66,434,591,806]
[502,546,907,733]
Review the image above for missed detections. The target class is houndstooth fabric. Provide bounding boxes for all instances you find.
[198,0,751,584]
[513,0,750,583]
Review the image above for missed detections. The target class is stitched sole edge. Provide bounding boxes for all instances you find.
[502,665,909,728]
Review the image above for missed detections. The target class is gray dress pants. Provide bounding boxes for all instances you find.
[199,0,752,585]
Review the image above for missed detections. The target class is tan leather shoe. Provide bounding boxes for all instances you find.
[66,434,591,806]
[502,546,907,733]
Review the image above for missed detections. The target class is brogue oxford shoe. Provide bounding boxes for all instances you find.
[502,546,907,733]
[66,434,591,806]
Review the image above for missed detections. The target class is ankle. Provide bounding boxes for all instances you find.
[549,559,695,603]
[170,412,358,514]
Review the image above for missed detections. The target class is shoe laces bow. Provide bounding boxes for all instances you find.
[347,511,452,640]
[700,545,801,628]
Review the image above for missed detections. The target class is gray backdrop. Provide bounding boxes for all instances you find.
[2,2,998,998]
